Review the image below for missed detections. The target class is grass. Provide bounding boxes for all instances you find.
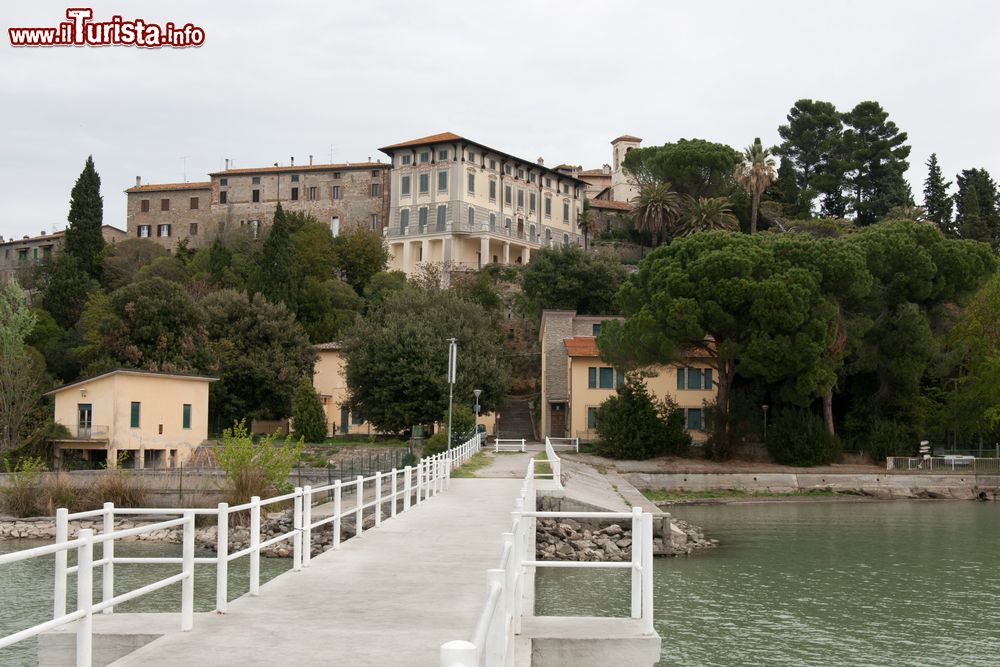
[451,452,491,478]
[533,454,552,478]
[642,487,844,502]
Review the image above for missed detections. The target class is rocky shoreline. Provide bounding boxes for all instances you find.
[535,516,717,561]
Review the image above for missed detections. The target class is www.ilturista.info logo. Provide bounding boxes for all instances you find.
[8,8,205,48]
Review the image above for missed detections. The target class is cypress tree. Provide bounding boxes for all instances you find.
[922,154,955,236]
[292,376,328,443]
[64,155,105,279]
[956,168,1000,250]
[259,203,295,307]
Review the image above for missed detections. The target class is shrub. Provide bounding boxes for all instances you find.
[1,456,47,517]
[867,419,917,463]
[766,407,840,466]
[87,469,150,508]
[449,405,476,441]
[215,419,303,504]
[42,473,84,513]
[595,375,691,459]
[292,377,328,444]
[423,432,449,456]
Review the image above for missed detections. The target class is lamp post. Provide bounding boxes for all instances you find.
[473,389,482,434]
[762,404,769,443]
[447,338,457,450]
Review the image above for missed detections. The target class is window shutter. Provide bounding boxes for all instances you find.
[615,370,625,388]
[588,367,597,388]
[705,369,713,390]
[677,368,686,390]
[130,402,141,428]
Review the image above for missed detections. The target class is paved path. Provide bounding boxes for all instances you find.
[110,479,523,667]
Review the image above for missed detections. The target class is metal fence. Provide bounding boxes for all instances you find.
[886,456,1000,473]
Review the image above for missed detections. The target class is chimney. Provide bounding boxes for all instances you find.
[225,158,230,170]
[367,156,372,163]
[40,230,46,236]
[290,157,294,166]
[135,176,141,186]
[309,154,314,166]
[603,164,611,175]
[537,157,544,166]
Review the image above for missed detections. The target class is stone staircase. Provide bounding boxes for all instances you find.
[497,397,536,442]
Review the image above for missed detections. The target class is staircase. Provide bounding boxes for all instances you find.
[497,397,536,442]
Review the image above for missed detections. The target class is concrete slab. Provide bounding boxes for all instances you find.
[521,616,661,667]
[108,479,523,667]
[558,458,630,512]
[39,613,188,667]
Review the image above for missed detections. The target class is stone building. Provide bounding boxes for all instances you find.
[0,225,127,284]
[124,159,391,251]
[378,132,588,278]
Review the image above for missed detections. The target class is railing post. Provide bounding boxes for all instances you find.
[374,473,382,527]
[355,475,364,537]
[249,496,261,596]
[54,507,68,618]
[520,439,525,453]
[76,528,95,667]
[216,502,229,612]
[102,502,114,615]
[390,468,398,518]
[181,511,195,631]
[445,452,451,491]
[404,466,412,511]
[484,569,507,666]
[303,485,313,567]
[292,488,303,572]
[502,532,516,652]
[440,640,477,667]
[511,508,524,635]
[641,512,655,635]
[630,506,642,619]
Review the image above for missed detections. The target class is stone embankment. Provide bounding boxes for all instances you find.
[536,517,716,561]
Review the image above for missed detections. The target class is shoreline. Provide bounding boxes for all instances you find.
[651,494,983,507]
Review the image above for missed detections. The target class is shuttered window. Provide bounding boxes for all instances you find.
[130,402,141,428]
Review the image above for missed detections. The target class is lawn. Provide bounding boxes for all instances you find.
[451,452,491,478]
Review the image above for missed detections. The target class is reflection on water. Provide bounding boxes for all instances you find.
[536,501,1000,667]
[0,539,290,667]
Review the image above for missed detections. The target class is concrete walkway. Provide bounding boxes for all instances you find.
[109,478,523,667]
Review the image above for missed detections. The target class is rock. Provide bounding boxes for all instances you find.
[601,524,623,536]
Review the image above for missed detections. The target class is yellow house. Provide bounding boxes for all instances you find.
[312,342,371,436]
[46,370,216,469]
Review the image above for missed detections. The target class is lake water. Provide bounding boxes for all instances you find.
[0,539,290,666]
[536,500,1000,666]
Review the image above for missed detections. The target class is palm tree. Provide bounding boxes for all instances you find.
[678,196,740,236]
[630,182,684,246]
[733,137,777,234]
[577,203,595,251]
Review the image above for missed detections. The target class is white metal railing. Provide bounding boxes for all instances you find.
[494,438,526,453]
[440,447,655,666]
[540,438,563,489]
[546,436,579,453]
[886,456,1000,473]
[1,433,485,666]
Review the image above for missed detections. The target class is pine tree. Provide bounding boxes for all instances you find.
[64,156,105,279]
[259,203,295,307]
[292,376,328,443]
[840,101,911,225]
[956,168,1000,250]
[923,154,955,235]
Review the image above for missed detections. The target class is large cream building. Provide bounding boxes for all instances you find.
[378,132,589,277]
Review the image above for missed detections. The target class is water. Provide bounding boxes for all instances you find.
[0,539,290,666]
[536,500,1000,666]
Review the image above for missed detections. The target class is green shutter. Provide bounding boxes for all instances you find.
[615,370,625,388]
[705,369,713,390]
[587,407,598,429]
[130,402,141,428]
[676,368,686,390]
[588,367,597,388]
[599,367,614,389]
[689,369,703,390]
[182,404,191,429]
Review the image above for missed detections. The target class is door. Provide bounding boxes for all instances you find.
[550,403,566,438]
[340,406,350,435]
[78,403,93,439]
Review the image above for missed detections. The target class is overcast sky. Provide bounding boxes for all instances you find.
[2,0,999,240]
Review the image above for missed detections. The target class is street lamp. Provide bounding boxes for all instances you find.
[473,389,482,437]
[446,338,457,450]
[762,404,769,443]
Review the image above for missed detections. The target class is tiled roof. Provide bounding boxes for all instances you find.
[564,336,600,358]
[125,181,211,193]
[611,135,642,144]
[589,199,632,211]
[378,132,466,151]
[578,169,610,177]
[209,163,387,177]
[44,369,218,396]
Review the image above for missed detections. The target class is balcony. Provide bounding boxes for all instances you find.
[74,425,110,440]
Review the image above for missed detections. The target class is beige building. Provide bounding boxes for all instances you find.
[124,159,391,251]
[312,342,371,437]
[0,225,127,284]
[378,132,588,278]
[539,310,717,443]
[45,370,216,469]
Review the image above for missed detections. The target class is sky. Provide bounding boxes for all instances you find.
[2,0,999,240]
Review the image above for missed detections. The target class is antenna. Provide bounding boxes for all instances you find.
[180,156,189,182]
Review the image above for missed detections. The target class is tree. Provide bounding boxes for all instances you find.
[521,245,626,315]
[594,373,690,459]
[677,197,740,236]
[577,202,595,251]
[630,182,684,245]
[331,226,390,294]
[292,376,328,443]
[955,168,1000,250]
[623,139,742,198]
[295,277,363,343]
[774,99,844,216]
[733,138,777,234]
[259,203,295,307]
[64,155,106,279]
[840,101,912,225]
[342,287,510,434]
[362,271,408,311]
[101,239,170,290]
[41,253,98,329]
[0,280,46,455]
[923,154,955,236]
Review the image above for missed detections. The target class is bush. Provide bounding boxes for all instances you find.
[42,473,83,514]
[292,377,328,443]
[595,375,691,459]
[423,432,449,456]
[215,419,303,504]
[867,419,917,462]
[1,456,48,517]
[766,407,841,466]
[87,469,150,508]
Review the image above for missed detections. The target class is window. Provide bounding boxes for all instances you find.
[504,164,512,176]
[436,205,447,231]
[157,224,171,238]
[438,149,449,160]
[504,185,512,205]
[401,175,411,196]
[17,249,27,262]
[544,197,552,217]
[182,404,191,429]
[529,173,536,184]
[563,202,570,221]
[331,186,341,200]
[419,207,428,232]
[371,183,381,197]
[468,151,476,162]
[309,186,318,201]
[468,207,475,227]
[592,323,602,336]
[138,225,151,238]
[489,213,496,231]
[677,368,713,390]
[686,408,704,431]
[291,187,299,201]
[140,199,150,213]
[564,233,570,246]
[190,197,199,210]
[252,177,260,185]
[130,402,141,428]
[588,367,625,389]
[517,168,524,180]
[291,175,299,182]
[419,173,429,194]
[330,217,340,237]
[529,224,536,242]
[489,180,497,200]
[489,159,497,170]
[219,191,228,204]
[438,171,448,192]
[419,151,430,164]
[333,172,342,179]
[517,189,524,208]
[587,407,599,429]
[161,198,170,211]
[189,223,198,236]
[219,178,228,186]
[545,228,551,244]
[252,189,260,203]
[33,248,38,261]
[371,169,380,177]
[505,217,511,232]
[352,410,365,425]
[563,183,569,194]
[468,173,475,194]
[545,177,552,188]
[529,192,536,212]
[400,209,409,231]
[371,214,379,230]
[401,154,412,166]
[599,367,614,389]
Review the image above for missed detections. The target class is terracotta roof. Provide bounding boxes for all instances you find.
[125,181,211,194]
[44,369,218,396]
[611,135,642,144]
[578,168,610,177]
[378,132,466,151]
[208,163,387,177]
[589,199,632,211]
[565,336,600,358]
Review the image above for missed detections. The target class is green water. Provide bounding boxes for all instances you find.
[0,540,290,667]
[535,500,1000,666]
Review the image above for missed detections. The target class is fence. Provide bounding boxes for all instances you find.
[546,437,579,453]
[886,456,1000,473]
[494,439,526,453]
[541,438,563,489]
[0,433,485,667]
[440,440,654,666]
